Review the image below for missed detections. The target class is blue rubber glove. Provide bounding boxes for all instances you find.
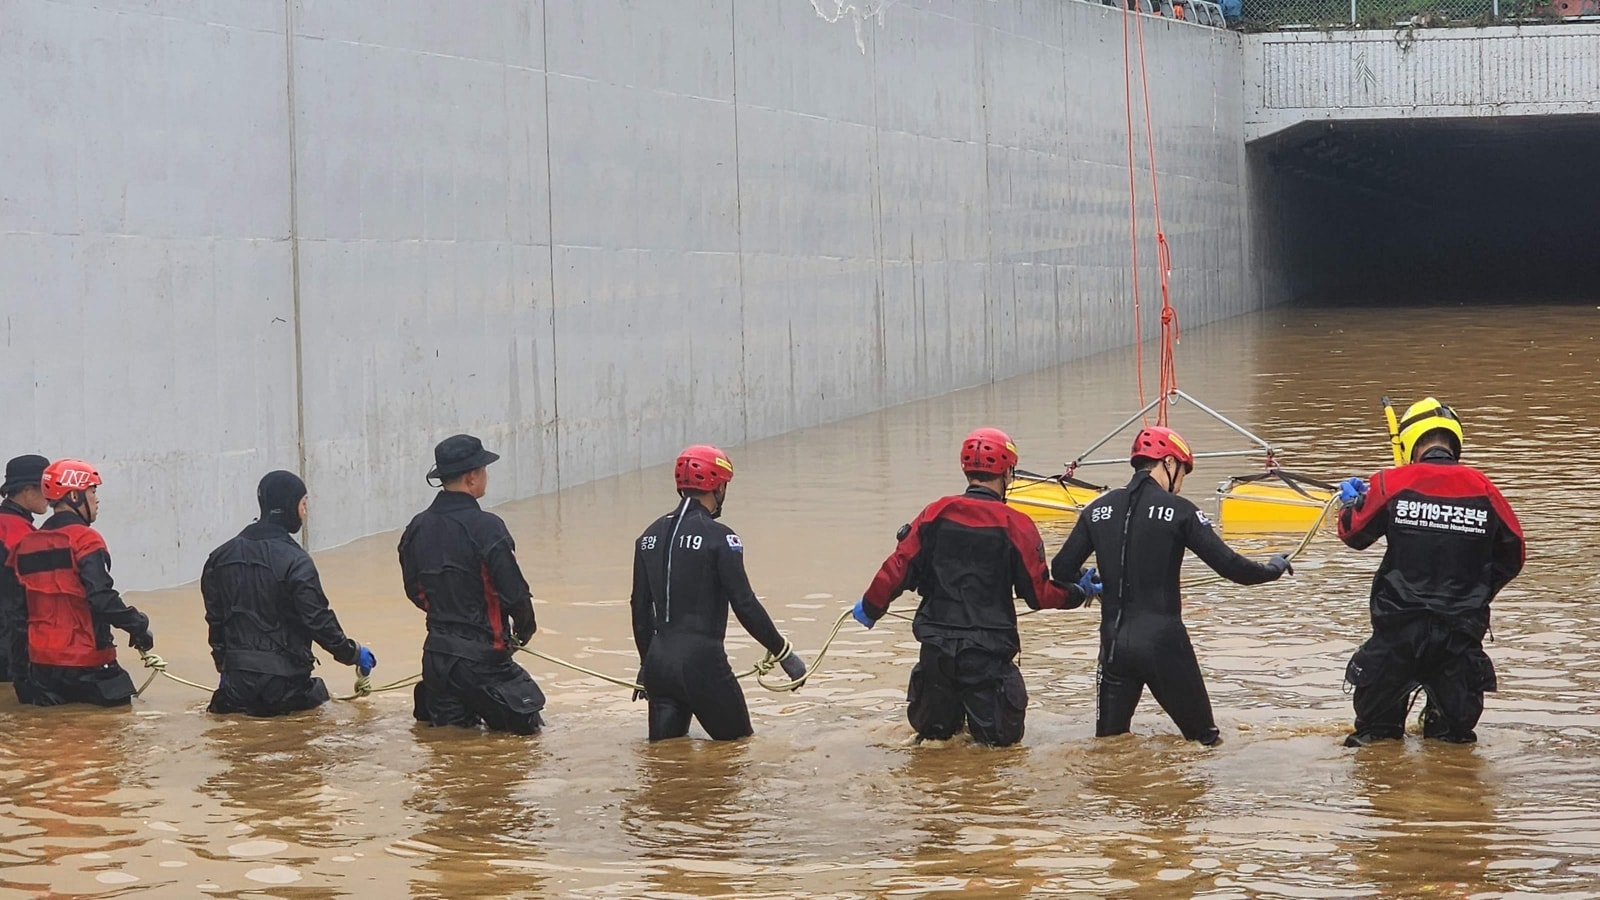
[1338,477,1368,508]
[1076,566,1103,599]
[356,645,377,676]
[851,597,875,629]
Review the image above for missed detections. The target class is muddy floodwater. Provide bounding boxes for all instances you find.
[2,303,1598,898]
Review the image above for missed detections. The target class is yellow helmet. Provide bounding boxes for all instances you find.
[1397,397,1463,462]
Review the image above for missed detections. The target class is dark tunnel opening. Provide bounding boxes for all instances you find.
[1248,115,1600,305]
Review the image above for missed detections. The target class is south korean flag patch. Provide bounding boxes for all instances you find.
[726,534,744,552]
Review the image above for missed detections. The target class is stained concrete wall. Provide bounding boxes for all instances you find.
[1246,24,1600,140]
[1,0,1249,589]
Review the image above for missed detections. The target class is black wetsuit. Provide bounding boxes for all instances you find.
[1338,449,1524,743]
[10,511,149,707]
[0,499,36,691]
[859,484,1080,746]
[399,490,543,734]
[202,521,362,716]
[631,497,788,741]
[1052,471,1284,743]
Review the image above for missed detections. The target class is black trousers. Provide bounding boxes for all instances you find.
[641,636,752,742]
[22,662,137,707]
[906,644,1027,747]
[1346,614,1495,743]
[209,670,330,717]
[0,594,23,685]
[1096,616,1219,744]
[413,652,545,735]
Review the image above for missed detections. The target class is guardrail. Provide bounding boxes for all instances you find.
[1237,0,1588,28]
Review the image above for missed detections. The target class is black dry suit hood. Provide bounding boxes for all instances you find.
[258,470,307,534]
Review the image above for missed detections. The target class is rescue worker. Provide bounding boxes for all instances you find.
[7,459,153,706]
[202,471,377,716]
[1,454,49,695]
[851,428,1096,747]
[1336,398,1524,747]
[630,444,808,741]
[1051,427,1292,746]
[399,434,545,734]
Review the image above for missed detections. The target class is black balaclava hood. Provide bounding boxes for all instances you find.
[258,470,308,534]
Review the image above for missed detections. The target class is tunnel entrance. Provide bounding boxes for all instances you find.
[1248,114,1600,304]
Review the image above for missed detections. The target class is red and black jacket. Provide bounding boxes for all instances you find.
[398,490,535,662]
[1339,451,1524,626]
[861,484,1077,659]
[0,500,38,679]
[8,511,149,668]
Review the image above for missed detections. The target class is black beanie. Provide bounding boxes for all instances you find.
[257,470,308,534]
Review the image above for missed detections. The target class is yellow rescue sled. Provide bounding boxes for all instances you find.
[1215,470,1336,535]
[1006,470,1108,521]
[1041,389,1337,536]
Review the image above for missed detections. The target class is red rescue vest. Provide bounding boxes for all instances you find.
[10,524,117,668]
[0,510,33,559]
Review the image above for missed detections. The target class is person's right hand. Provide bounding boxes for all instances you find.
[1338,477,1368,508]
[631,666,647,703]
[356,646,377,676]
[130,630,154,653]
[1269,553,1295,577]
[851,598,875,629]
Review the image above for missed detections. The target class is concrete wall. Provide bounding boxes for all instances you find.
[1245,24,1600,140]
[1,0,1249,589]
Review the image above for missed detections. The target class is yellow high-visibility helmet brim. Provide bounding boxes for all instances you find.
[1397,397,1463,462]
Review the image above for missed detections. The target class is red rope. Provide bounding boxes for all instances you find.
[1121,1,1145,418]
[1132,4,1178,425]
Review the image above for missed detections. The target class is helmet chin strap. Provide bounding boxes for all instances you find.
[64,491,92,524]
[1158,459,1179,492]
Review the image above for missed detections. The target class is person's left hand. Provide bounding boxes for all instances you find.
[1076,566,1103,599]
[356,645,377,676]
[778,649,808,690]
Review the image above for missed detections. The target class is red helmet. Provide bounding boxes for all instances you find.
[674,445,734,492]
[960,428,1018,475]
[1131,426,1194,473]
[41,458,102,501]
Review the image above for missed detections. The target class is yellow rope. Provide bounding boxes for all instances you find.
[134,652,217,695]
[514,608,860,695]
[135,651,420,702]
[749,609,853,692]
[515,644,644,692]
[1183,495,1338,590]
[330,672,422,702]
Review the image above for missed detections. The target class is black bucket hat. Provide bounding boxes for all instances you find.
[428,434,500,483]
[1,455,49,495]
